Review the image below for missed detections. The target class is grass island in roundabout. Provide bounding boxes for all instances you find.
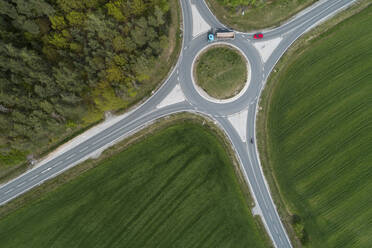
[194,44,249,100]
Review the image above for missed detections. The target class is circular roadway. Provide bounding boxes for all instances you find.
[180,34,263,116]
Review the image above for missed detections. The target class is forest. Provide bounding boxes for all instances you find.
[0,0,177,170]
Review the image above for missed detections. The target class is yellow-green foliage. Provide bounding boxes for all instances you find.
[69,42,82,52]
[105,1,126,22]
[66,11,85,26]
[49,16,66,30]
[113,54,127,66]
[106,65,124,83]
[48,32,69,48]
[112,36,125,52]
[93,81,126,112]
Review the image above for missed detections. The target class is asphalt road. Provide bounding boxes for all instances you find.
[0,0,356,247]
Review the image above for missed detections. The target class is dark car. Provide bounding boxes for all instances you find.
[253,33,263,39]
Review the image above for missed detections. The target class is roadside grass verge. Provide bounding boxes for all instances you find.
[206,0,317,31]
[257,2,372,247]
[0,0,182,183]
[195,45,247,99]
[0,113,272,248]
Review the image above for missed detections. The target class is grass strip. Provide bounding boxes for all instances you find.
[206,0,318,31]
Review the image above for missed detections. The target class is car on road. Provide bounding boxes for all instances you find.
[253,33,263,39]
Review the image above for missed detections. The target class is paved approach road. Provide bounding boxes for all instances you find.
[0,0,356,247]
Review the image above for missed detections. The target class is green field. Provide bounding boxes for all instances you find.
[195,46,247,99]
[259,5,372,247]
[206,0,317,31]
[0,123,270,248]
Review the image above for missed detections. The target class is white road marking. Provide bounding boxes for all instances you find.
[156,84,186,109]
[51,161,62,168]
[92,136,107,145]
[80,146,89,152]
[278,235,283,244]
[29,175,38,181]
[227,109,248,142]
[17,181,26,187]
[41,167,52,174]
[190,3,210,38]
[4,188,14,194]
[65,154,76,160]
[254,37,282,63]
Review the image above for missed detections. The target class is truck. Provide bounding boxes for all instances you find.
[208,29,235,42]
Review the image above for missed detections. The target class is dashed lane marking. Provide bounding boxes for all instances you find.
[80,146,89,152]
[65,154,76,160]
[4,188,14,194]
[17,181,26,187]
[41,167,52,174]
[29,175,38,181]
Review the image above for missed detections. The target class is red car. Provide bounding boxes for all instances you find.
[253,33,263,39]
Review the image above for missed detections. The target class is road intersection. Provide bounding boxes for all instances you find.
[0,0,357,247]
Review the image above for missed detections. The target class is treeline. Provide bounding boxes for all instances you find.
[0,0,172,167]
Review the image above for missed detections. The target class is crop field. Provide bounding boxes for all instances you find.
[0,123,269,248]
[206,0,317,31]
[195,46,247,99]
[261,5,372,247]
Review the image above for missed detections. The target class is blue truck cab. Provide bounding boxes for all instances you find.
[208,32,214,42]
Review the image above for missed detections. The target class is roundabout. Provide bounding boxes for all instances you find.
[178,34,263,115]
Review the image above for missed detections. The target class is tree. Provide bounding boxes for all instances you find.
[40,100,54,114]
[112,36,125,52]
[105,1,125,22]
[13,0,55,18]
[22,20,40,35]
[106,65,124,83]
[131,0,146,16]
[48,32,69,48]
[113,54,127,67]
[131,26,147,47]
[154,6,165,25]
[49,16,67,30]
[0,1,17,19]
[66,11,85,26]
[69,42,82,52]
